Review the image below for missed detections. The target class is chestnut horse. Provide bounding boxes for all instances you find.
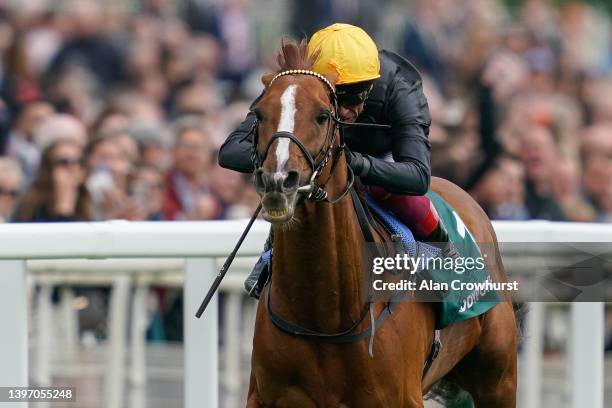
[247,41,518,408]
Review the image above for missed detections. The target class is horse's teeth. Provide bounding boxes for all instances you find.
[268,209,287,217]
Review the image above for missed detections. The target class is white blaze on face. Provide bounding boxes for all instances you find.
[275,84,297,173]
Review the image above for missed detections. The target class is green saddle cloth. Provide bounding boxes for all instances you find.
[426,191,500,328]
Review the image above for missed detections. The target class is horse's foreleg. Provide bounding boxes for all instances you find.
[246,373,265,408]
[246,394,264,408]
[449,303,518,408]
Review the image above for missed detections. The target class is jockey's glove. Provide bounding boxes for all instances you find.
[345,149,371,177]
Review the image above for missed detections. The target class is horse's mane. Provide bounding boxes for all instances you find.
[276,38,318,71]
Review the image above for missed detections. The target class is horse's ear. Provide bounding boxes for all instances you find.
[261,73,275,88]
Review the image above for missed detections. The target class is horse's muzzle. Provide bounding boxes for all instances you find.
[254,168,301,223]
[254,168,300,194]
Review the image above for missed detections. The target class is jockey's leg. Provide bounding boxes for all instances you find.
[369,185,450,244]
[244,229,273,299]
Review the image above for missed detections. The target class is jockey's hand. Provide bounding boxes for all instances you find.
[345,148,370,177]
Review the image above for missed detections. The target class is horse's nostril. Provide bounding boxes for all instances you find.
[283,170,300,191]
[254,168,266,192]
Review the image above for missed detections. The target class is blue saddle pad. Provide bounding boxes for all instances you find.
[365,195,442,259]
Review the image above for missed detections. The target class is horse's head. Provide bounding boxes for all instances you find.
[252,41,341,224]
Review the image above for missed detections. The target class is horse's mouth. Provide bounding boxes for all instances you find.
[267,208,288,217]
[262,207,293,223]
[260,192,297,224]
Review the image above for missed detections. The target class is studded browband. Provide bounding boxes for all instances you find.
[268,69,336,96]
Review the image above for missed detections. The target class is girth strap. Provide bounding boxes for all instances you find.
[265,287,398,343]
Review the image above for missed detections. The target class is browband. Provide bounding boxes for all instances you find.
[268,69,336,96]
[267,69,391,131]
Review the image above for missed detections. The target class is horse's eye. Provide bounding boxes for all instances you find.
[316,112,330,125]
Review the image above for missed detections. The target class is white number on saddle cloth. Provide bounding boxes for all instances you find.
[451,210,483,257]
[452,210,467,239]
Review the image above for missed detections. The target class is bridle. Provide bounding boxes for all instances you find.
[250,69,389,203]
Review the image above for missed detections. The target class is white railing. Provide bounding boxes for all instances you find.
[0,220,269,408]
[27,257,256,408]
[0,220,609,408]
[497,221,609,408]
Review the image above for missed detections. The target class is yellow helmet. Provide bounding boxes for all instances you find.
[307,23,380,86]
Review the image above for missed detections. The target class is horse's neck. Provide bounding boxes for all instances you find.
[271,195,366,332]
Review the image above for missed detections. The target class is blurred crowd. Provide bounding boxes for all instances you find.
[0,0,262,227]
[0,0,610,228]
[396,0,612,223]
[0,0,611,339]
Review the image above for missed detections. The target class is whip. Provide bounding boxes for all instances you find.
[195,203,262,318]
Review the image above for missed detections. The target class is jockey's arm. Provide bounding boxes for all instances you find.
[351,77,431,195]
[218,111,257,174]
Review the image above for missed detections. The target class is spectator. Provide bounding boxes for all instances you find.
[209,166,254,219]
[5,101,54,181]
[550,158,597,222]
[520,125,567,221]
[0,158,23,222]
[130,120,173,171]
[583,155,612,222]
[187,0,256,86]
[13,139,92,222]
[170,79,223,118]
[90,106,131,135]
[0,32,44,115]
[163,116,221,220]
[110,128,140,164]
[33,113,88,151]
[400,2,446,87]
[84,133,134,220]
[46,1,124,86]
[470,155,530,220]
[129,163,165,220]
[0,98,10,154]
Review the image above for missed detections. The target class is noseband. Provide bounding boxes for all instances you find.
[250,69,390,203]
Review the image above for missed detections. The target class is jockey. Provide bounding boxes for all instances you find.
[219,23,456,298]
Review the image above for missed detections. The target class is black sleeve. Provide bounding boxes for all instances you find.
[218,111,257,174]
[359,78,431,195]
[463,83,502,190]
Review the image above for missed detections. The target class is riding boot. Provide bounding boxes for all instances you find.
[244,230,273,299]
[424,220,460,259]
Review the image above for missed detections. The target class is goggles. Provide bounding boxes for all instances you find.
[336,82,374,107]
